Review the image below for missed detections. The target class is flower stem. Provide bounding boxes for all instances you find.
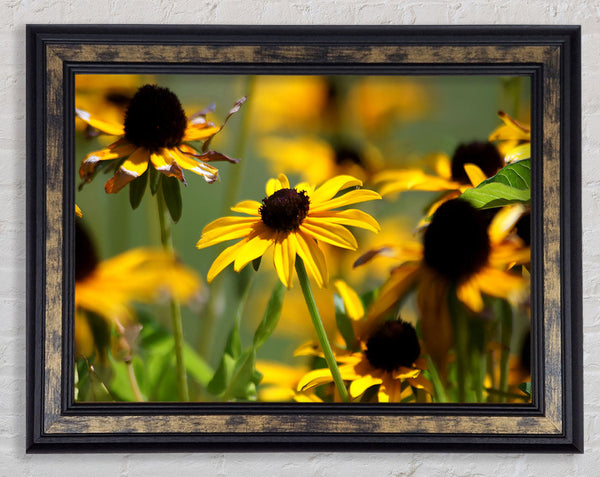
[450,290,470,402]
[295,257,350,403]
[125,359,144,402]
[498,299,513,403]
[157,185,189,401]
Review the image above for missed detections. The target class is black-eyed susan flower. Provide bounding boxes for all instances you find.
[297,319,432,402]
[488,111,531,164]
[358,199,529,370]
[77,84,245,193]
[74,222,201,358]
[258,136,382,185]
[196,173,381,288]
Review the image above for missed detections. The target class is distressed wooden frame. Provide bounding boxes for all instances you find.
[26,25,582,453]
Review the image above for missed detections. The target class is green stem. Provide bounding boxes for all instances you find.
[450,291,470,403]
[125,359,144,402]
[198,76,256,359]
[295,257,350,403]
[426,356,449,403]
[157,185,189,401]
[499,299,513,403]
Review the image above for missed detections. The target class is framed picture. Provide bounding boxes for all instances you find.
[26,25,582,452]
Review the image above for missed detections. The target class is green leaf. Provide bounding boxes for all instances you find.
[149,165,160,195]
[225,320,243,360]
[252,281,286,350]
[183,343,213,388]
[333,294,357,350]
[207,353,236,396]
[129,169,148,209]
[460,159,531,210]
[223,348,257,401]
[161,175,183,222]
[518,382,532,398]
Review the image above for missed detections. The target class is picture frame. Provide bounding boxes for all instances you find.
[26,25,582,453]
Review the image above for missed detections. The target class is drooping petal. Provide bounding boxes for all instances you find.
[233,230,275,272]
[79,139,136,180]
[230,200,262,216]
[408,373,435,395]
[297,367,336,392]
[309,175,363,204]
[349,374,382,398]
[300,220,358,250]
[487,204,527,244]
[182,123,221,141]
[104,147,150,194]
[474,267,528,302]
[309,189,381,212]
[166,148,218,183]
[358,264,420,341]
[205,239,250,283]
[333,280,364,321]
[292,231,328,288]
[456,278,484,312]
[417,268,452,375]
[309,209,381,233]
[150,150,185,183]
[273,236,296,288]
[464,163,487,187]
[75,108,125,136]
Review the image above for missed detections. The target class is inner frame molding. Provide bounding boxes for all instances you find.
[26,25,581,452]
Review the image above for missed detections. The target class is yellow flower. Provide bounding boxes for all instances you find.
[251,76,332,133]
[296,319,432,402]
[74,222,201,357]
[258,136,382,185]
[196,174,381,288]
[360,199,529,370]
[75,74,144,140]
[77,84,245,193]
[256,361,321,402]
[348,76,430,133]
[488,111,531,164]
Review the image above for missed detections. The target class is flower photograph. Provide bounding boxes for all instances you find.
[74,73,532,404]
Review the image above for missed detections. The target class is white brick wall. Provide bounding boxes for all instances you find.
[2,1,596,475]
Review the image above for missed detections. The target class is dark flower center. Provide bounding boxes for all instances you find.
[259,188,310,233]
[123,84,187,153]
[451,141,503,184]
[516,212,531,246]
[365,321,421,371]
[75,222,99,282]
[334,146,364,167]
[423,199,490,281]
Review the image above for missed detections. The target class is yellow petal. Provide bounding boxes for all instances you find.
[197,217,258,249]
[456,278,484,312]
[105,147,150,194]
[300,220,358,250]
[166,148,218,183]
[349,374,382,398]
[183,123,221,141]
[310,175,363,204]
[75,205,82,218]
[334,279,364,321]
[79,139,136,180]
[292,231,328,288]
[231,200,262,216]
[75,108,125,136]
[297,367,335,392]
[273,237,296,288]
[504,144,531,164]
[310,209,380,233]
[464,163,487,187]
[309,189,381,212]
[233,231,274,272]
[150,150,185,182]
[488,204,527,244]
[475,267,528,301]
[206,239,250,283]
